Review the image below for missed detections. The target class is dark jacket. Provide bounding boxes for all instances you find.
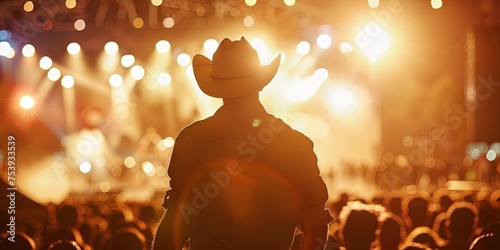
[161,99,333,249]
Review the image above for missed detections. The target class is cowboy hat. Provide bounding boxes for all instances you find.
[193,37,281,98]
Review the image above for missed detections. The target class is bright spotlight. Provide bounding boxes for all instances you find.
[20,95,35,110]
[156,40,171,53]
[67,42,81,55]
[177,53,190,66]
[121,54,135,67]
[47,68,61,81]
[329,87,355,113]
[158,72,171,86]
[317,34,332,49]
[296,41,310,55]
[105,41,119,55]
[22,44,35,57]
[431,0,443,9]
[339,42,353,53]
[131,65,145,80]
[79,161,92,173]
[39,56,53,70]
[109,74,123,87]
[61,75,75,88]
[0,41,11,56]
[355,22,390,64]
[203,39,218,55]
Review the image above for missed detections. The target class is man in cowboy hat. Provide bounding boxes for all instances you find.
[153,37,333,250]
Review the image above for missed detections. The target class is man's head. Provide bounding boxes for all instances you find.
[339,201,384,250]
[445,201,478,240]
[192,37,281,99]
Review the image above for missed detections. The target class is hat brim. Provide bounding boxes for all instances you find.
[193,53,281,98]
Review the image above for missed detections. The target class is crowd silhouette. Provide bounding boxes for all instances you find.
[1,187,499,250]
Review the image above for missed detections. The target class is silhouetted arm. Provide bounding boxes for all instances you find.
[152,131,203,250]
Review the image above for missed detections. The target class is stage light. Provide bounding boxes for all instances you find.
[61,75,75,88]
[48,68,61,81]
[486,149,497,161]
[142,161,155,176]
[296,41,310,55]
[22,44,35,57]
[79,161,92,173]
[124,156,136,168]
[339,42,353,53]
[368,0,380,8]
[163,137,175,148]
[158,73,171,86]
[20,95,35,110]
[156,40,171,53]
[5,48,15,59]
[131,65,145,80]
[329,87,356,113]
[109,74,123,87]
[74,19,85,31]
[245,0,257,7]
[67,42,81,55]
[284,0,295,7]
[470,148,481,160]
[177,53,190,66]
[196,6,206,16]
[99,182,111,192]
[105,41,119,55]
[151,0,162,6]
[0,41,11,56]
[313,68,329,82]
[0,30,10,40]
[66,0,76,9]
[203,39,218,55]
[133,17,144,28]
[24,1,34,12]
[317,34,332,49]
[121,54,135,67]
[355,22,390,64]
[243,16,254,27]
[431,0,443,9]
[39,56,53,70]
[163,17,175,28]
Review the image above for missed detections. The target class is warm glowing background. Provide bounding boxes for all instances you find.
[0,0,499,206]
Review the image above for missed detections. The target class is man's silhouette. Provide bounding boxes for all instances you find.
[152,37,333,250]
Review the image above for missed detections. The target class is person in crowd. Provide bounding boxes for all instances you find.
[379,212,406,250]
[439,201,478,250]
[402,193,431,232]
[338,201,383,250]
[152,37,333,250]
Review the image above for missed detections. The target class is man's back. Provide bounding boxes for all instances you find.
[152,37,332,250]
[167,100,330,249]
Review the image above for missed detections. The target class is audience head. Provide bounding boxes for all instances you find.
[445,201,478,240]
[339,201,384,250]
[107,227,146,250]
[379,212,406,250]
[403,193,430,229]
[56,204,79,227]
